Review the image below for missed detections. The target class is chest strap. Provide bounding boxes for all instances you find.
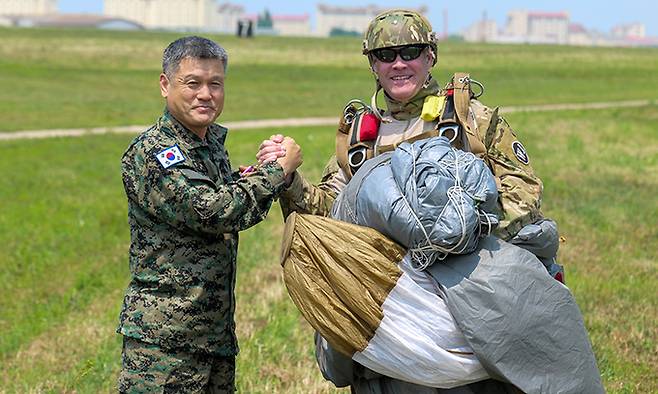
[377,129,440,154]
[450,72,487,157]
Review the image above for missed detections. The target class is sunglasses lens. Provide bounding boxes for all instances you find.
[400,46,423,61]
[374,48,396,62]
[373,45,426,62]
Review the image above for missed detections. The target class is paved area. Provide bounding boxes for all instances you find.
[0,99,654,141]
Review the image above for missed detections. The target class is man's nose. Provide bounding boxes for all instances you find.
[391,55,407,68]
[196,84,212,100]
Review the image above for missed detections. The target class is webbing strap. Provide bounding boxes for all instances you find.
[452,72,471,125]
[377,129,440,153]
[451,72,488,157]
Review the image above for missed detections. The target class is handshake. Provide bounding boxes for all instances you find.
[251,134,302,183]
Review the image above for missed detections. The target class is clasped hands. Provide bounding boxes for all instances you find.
[256,134,302,183]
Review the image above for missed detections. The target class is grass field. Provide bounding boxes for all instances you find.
[2,27,658,132]
[0,27,657,393]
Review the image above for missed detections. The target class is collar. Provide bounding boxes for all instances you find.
[383,75,440,121]
[159,108,227,149]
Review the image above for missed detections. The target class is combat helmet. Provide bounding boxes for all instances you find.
[363,9,437,64]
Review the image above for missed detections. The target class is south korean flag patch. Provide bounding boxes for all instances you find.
[512,141,530,165]
[156,145,185,169]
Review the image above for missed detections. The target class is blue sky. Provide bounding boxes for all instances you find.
[59,0,658,36]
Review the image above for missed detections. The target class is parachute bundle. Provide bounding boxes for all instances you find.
[333,136,499,269]
[280,136,603,391]
[280,213,489,388]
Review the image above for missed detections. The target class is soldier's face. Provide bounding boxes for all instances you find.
[160,57,225,136]
[373,46,433,103]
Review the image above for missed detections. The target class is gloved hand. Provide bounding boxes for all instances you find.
[510,218,559,259]
[510,219,564,283]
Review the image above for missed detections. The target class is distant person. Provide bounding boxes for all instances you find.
[236,20,244,37]
[257,9,562,393]
[117,35,301,393]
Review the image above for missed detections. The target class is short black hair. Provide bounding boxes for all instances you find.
[162,36,228,78]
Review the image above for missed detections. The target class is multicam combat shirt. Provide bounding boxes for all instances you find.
[279,83,544,241]
[118,109,286,356]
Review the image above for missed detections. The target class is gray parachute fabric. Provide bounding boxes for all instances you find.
[280,213,491,388]
[426,236,604,393]
[326,136,603,392]
[333,136,499,269]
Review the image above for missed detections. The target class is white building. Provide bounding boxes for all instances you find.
[567,23,591,46]
[0,0,57,15]
[316,4,428,37]
[611,22,645,39]
[503,10,570,44]
[104,0,243,32]
[462,18,498,43]
[215,2,244,34]
[0,13,143,29]
[272,14,311,36]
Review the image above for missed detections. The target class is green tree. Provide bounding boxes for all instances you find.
[257,9,273,29]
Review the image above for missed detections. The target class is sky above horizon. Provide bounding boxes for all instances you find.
[59,0,658,37]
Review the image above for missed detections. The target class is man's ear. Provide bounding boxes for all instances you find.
[368,55,380,80]
[159,73,169,98]
[428,47,438,67]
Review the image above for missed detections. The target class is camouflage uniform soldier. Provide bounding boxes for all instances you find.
[258,9,561,394]
[117,36,302,393]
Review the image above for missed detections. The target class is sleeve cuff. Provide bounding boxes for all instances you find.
[281,170,304,199]
[260,162,287,193]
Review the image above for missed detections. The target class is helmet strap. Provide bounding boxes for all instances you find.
[422,73,432,89]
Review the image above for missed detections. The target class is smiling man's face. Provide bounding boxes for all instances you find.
[372,45,433,103]
[159,56,225,138]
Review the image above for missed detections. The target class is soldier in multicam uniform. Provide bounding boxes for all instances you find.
[258,9,562,393]
[117,36,302,393]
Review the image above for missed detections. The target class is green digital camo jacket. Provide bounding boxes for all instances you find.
[118,109,287,356]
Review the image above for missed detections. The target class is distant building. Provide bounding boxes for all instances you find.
[272,14,311,36]
[0,0,57,15]
[611,22,645,39]
[0,13,143,29]
[316,4,428,37]
[216,2,245,34]
[461,9,655,48]
[503,10,570,44]
[567,23,591,46]
[104,0,236,32]
[104,0,309,36]
[239,12,310,37]
[462,17,497,43]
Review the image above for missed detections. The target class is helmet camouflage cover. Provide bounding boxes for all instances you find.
[363,9,437,55]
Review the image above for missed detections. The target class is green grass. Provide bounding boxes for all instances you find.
[1,27,657,131]
[0,27,657,392]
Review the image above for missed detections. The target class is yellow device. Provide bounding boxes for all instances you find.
[421,95,445,121]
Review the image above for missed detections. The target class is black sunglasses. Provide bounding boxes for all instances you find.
[371,45,427,63]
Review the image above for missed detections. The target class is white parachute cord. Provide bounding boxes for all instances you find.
[478,209,493,238]
[448,148,482,253]
[395,146,436,270]
[442,148,469,254]
[411,143,418,197]
[405,147,478,270]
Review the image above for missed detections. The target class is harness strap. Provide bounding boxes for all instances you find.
[337,73,496,180]
[451,72,487,157]
[452,72,471,126]
[377,129,440,154]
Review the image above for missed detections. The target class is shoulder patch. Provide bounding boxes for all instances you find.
[155,145,185,169]
[512,141,530,165]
